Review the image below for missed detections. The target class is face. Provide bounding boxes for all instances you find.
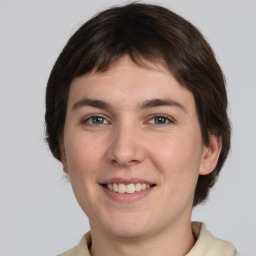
[62,56,220,240]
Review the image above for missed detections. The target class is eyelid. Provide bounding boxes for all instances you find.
[81,114,111,125]
[80,113,175,126]
[146,114,175,125]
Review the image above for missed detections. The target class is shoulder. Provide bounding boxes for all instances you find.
[57,225,239,256]
[187,222,238,256]
[58,232,91,256]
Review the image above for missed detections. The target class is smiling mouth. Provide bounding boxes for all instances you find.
[102,183,155,194]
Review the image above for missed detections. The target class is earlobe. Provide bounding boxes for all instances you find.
[59,143,69,174]
[199,135,222,175]
[62,161,69,174]
[61,154,69,174]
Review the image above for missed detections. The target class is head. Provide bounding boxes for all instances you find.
[45,3,231,207]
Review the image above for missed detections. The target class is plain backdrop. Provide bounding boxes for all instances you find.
[0,0,255,255]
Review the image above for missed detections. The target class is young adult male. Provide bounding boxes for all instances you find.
[45,3,239,256]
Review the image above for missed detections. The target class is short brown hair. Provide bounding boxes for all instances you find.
[45,3,231,206]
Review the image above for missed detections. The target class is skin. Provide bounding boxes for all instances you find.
[61,56,222,256]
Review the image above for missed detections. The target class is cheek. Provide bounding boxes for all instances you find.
[64,131,104,179]
[150,138,203,215]
[63,132,105,214]
[147,132,203,186]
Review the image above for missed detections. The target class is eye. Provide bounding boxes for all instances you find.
[82,115,109,125]
[147,115,174,125]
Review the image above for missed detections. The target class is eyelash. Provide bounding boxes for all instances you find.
[81,115,110,125]
[81,114,174,126]
[147,114,174,125]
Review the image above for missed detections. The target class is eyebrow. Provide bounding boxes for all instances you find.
[72,98,111,111]
[72,97,186,112]
[138,98,186,112]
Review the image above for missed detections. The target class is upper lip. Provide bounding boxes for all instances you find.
[100,177,156,185]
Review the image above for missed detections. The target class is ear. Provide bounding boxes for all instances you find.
[59,139,69,174]
[199,134,222,175]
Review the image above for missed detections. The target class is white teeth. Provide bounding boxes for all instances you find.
[141,184,147,190]
[135,183,141,192]
[118,184,126,193]
[106,183,152,193]
[113,183,118,192]
[107,184,113,191]
[127,184,135,193]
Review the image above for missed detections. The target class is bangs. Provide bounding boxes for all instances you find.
[68,9,173,78]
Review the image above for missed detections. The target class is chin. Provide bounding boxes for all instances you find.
[101,213,155,240]
[108,225,150,240]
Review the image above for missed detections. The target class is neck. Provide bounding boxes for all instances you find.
[89,220,195,256]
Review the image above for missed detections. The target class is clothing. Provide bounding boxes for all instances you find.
[58,222,239,256]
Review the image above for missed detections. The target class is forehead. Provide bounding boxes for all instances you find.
[67,55,195,112]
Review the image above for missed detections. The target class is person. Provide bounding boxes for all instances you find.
[45,3,239,256]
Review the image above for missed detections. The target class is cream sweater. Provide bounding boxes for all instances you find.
[58,222,238,256]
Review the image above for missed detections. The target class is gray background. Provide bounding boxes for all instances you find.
[0,0,255,255]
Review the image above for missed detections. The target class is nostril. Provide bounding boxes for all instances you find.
[110,158,139,166]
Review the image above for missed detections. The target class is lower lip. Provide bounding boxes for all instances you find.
[101,185,155,203]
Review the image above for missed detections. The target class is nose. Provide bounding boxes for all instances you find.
[106,122,146,167]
